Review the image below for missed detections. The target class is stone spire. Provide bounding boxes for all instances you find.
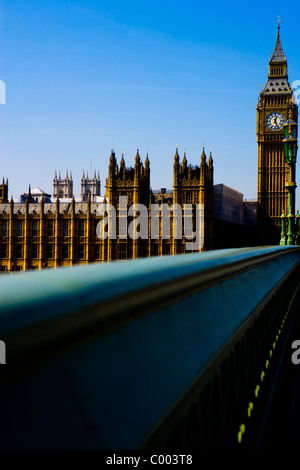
[270,17,286,63]
[120,153,125,168]
[109,147,116,163]
[182,152,187,171]
[201,147,206,165]
[174,147,179,164]
[135,149,140,164]
[134,149,140,183]
[262,18,290,95]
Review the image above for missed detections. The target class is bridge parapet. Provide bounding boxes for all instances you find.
[0,246,300,449]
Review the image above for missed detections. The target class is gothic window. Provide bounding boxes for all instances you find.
[1,221,8,237]
[153,244,160,256]
[140,244,148,258]
[165,244,171,255]
[63,220,70,237]
[119,214,127,239]
[47,220,54,237]
[186,192,192,204]
[16,244,23,259]
[1,244,8,258]
[94,244,100,260]
[62,244,69,259]
[169,217,174,238]
[32,220,39,237]
[47,244,54,259]
[78,244,85,259]
[151,213,160,239]
[118,244,127,260]
[17,221,23,237]
[78,220,85,237]
[32,244,38,259]
[185,217,193,238]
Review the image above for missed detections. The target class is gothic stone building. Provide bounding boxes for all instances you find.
[1,22,296,272]
[0,148,214,272]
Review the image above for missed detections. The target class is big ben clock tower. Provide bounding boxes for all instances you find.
[257,18,298,245]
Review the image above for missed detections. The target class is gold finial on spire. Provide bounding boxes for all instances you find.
[277,15,281,29]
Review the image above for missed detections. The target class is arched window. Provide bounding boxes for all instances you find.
[186,192,192,204]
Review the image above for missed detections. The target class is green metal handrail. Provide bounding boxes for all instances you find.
[0,246,300,449]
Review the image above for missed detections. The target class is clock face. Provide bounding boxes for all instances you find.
[265,112,285,131]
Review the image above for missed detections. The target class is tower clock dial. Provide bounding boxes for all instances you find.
[265,111,284,131]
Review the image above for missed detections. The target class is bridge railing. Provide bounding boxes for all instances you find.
[1,246,300,449]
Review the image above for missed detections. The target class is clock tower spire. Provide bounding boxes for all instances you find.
[270,16,285,62]
[257,19,298,245]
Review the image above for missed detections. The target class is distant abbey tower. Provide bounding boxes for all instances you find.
[81,170,101,202]
[53,170,73,199]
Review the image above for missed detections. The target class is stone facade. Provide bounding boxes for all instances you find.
[0,148,214,272]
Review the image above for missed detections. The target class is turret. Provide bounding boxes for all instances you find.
[144,152,150,177]
[120,154,125,179]
[134,149,141,181]
[10,195,14,213]
[108,148,116,183]
[201,147,206,165]
[208,151,214,182]
[181,152,187,172]
[0,177,9,203]
[174,147,179,166]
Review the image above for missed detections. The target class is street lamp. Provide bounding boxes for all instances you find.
[280,113,298,245]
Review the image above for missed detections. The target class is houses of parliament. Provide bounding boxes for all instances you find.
[0,22,298,272]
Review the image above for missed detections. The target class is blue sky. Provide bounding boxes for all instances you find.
[1,1,300,206]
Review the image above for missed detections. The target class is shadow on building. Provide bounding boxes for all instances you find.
[213,184,259,249]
